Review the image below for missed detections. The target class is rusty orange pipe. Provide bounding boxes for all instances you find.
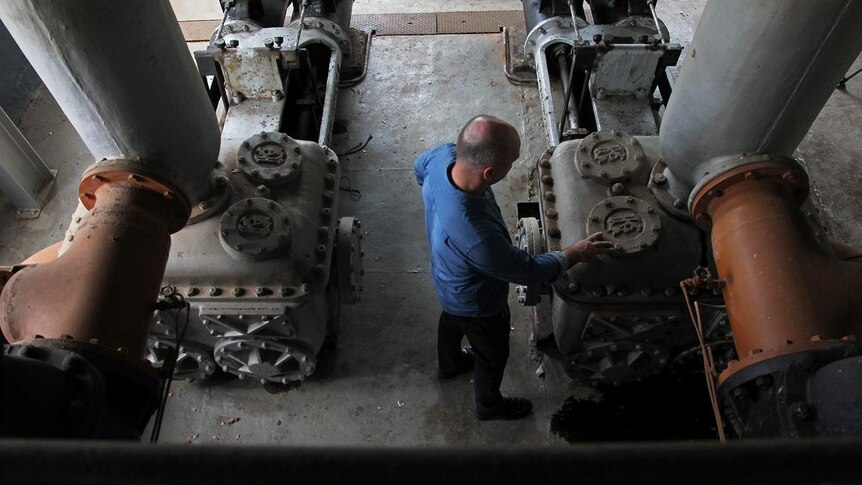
[0,177,185,356]
[694,166,862,380]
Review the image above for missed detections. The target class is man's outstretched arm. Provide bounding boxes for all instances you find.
[464,231,613,285]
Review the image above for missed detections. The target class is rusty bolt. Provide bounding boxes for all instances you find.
[755,375,773,390]
[791,402,816,421]
[546,208,558,219]
[544,191,555,202]
[731,387,748,399]
[232,288,245,297]
[540,159,551,169]
[541,175,554,185]
[67,400,87,419]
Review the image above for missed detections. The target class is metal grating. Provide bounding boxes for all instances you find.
[437,11,523,34]
[350,13,436,36]
[179,20,220,42]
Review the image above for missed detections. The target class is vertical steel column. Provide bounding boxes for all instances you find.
[0,0,220,202]
[659,0,862,198]
[0,107,56,218]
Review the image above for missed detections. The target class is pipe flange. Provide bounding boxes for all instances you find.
[144,338,216,382]
[647,159,690,220]
[236,132,303,185]
[214,338,316,384]
[565,340,668,385]
[188,174,233,225]
[335,217,363,305]
[586,196,661,255]
[79,160,191,233]
[524,15,589,61]
[575,130,645,185]
[689,156,809,230]
[219,198,291,261]
[514,217,547,306]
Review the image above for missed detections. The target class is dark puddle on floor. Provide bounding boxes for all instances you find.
[551,373,721,442]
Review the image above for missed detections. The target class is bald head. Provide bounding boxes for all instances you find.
[456,115,520,171]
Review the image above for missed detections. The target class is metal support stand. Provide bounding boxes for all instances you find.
[0,107,56,218]
[837,66,862,89]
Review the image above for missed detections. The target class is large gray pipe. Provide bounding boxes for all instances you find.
[0,0,220,201]
[660,0,862,196]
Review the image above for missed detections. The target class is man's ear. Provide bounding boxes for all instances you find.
[481,165,495,182]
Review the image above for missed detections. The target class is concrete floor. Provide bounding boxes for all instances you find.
[154,33,581,447]
[1,1,861,447]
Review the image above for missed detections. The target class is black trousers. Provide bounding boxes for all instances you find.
[438,308,511,414]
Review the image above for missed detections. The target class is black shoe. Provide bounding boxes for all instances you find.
[476,397,532,421]
[438,346,475,379]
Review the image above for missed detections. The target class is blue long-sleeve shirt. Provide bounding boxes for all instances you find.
[414,143,567,317]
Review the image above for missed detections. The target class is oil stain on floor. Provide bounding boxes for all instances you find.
[551,373,722,442]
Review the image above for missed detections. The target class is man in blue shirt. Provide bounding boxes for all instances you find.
[415,115,612,420]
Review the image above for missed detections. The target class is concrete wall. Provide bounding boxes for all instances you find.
[0,19,42,124]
